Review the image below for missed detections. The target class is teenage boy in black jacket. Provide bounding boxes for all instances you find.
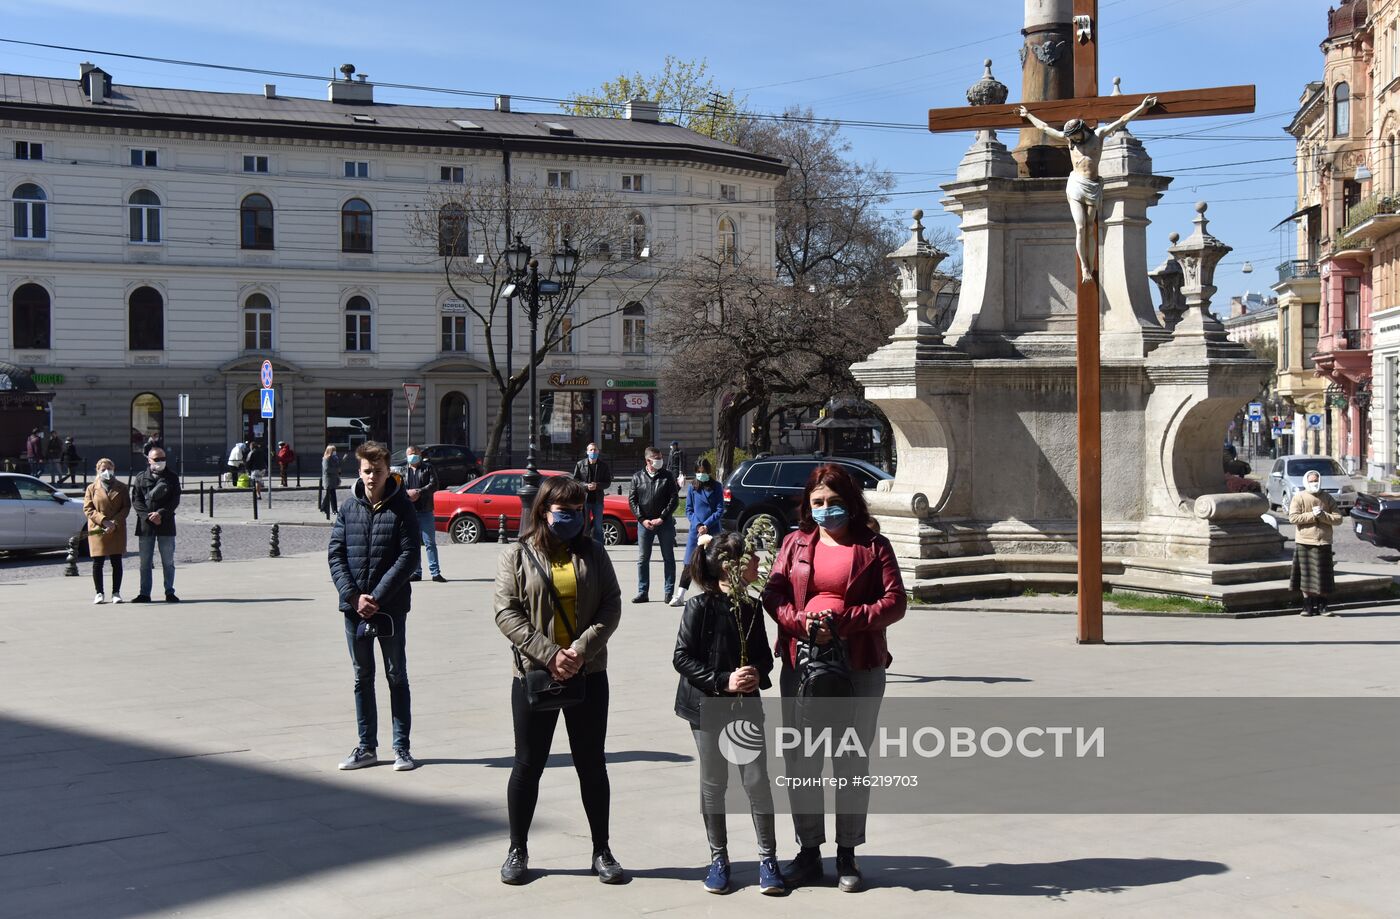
[328,441,422,772]
[629,445,679,603]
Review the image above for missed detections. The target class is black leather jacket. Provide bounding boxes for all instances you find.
[572,457,613,502]
[402,460,438,512]
[673,592,774,726]
[629,468,678,521]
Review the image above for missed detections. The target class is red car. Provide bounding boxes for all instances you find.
[435,469,639,545]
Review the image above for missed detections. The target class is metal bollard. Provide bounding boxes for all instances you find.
[209,488,216,518]
[210,524,223,562]
[269,523,281,558]
[64,535,80,576]
[498,513,508,544]
[199,481,205,514]
[252,483,259,521]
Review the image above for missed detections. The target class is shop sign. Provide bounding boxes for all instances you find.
[31,373,64,385]
[548,373,590,387]
[604,378,656,388]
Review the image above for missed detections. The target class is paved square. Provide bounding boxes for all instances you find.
[3,538,1397,918]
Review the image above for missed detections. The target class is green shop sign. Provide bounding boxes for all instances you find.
[605,378,656,389]
[32,373,65,385]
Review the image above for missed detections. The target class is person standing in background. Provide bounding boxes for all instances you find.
[276,441,296,487]
[572,442,613,544]
[130,444,181,603]
[403,444,444,583]
[321,444,342,518]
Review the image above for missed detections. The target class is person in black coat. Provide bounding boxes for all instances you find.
[673,532,783,895]
[402,444,443,582]
[572,442,613,544]
[629,445,679,603]
[130,443,181,603]
[328,441,422,772]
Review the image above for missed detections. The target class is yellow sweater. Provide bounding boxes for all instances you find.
[550,552,579,646]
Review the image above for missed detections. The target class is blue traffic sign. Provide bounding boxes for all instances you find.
[260,388,275,418]
[1247,402,1263,422]
[260,360,274,389]
[1307,413,1323,428]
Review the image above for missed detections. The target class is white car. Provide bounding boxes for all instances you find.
[0,473,86,553]
[1265,455,1357,512]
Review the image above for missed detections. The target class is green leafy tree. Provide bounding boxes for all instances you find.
[562,56,744,144]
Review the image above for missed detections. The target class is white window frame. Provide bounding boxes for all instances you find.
[622,304,646,355]
[554,308,576,354]
[717,216,738,265]
[243,154,270,174]
[12,184,48,241]
[547,170,574,190]
[719,182,737,202]
[15,141,42,161]
[440,312,469,353]
[127,190,162,244]
[621,173,645,192]
[344,160,370,179]
[243,293,275,352]
[344,296,374,352]
[130,148,159,168]
[440,165,465,183]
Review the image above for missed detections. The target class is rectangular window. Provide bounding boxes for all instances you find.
[130,149,158,167]
[1302,303,1319,368]
[719,183,737,202]
[538,390,596,466]
[344,160,369,178]
[622,173,644,192]
[345,312,373,351]
[623,315,646,354]
[1280,305,1290,372]
[244,309,273,352]
[440,165,465,183]
[15,141,42,161]
[128,204,161,244]
[1344,277,1361,331]
[243,154,269,173]
[13,199,47,240]
[441,314,468,352]
[554,312,575,353]
[547,170,573,190]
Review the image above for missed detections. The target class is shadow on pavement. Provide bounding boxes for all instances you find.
[1111,640,1400,646]
[419,750,693,768]
[864,855,1227,897]
[887,673,1033,685]
[1,714,503,918]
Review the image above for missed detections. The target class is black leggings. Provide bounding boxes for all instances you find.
[93,555,123,594]
[507,670,610,851]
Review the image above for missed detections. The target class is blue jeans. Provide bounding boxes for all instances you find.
[344,614,411,751]
[415,510,440,577]
[587,498,605,544]
[636,515,676,597]
[138,533,176,597]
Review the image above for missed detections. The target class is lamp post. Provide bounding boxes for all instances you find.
[503,233,579,525]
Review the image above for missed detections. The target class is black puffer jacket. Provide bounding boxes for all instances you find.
[673,591,774,726]
[328,474,421,617]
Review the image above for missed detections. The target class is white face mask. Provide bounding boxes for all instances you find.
[99,469,114,481]
[151,461,167,473]
[649,458,664,472]
[1306,481,1321,493]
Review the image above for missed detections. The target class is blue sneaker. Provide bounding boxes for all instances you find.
[704,854,731,894]
[758,856,787,895]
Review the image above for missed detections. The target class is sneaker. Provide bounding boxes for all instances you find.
[669,593,686,607]
[410,573,422,582]
[1298,609,1315,617]
[110,594,123,604]
[500,846,529,885]
[836,847,863,893]
[704,854,731,894]
[93,593,105,605]
[631,593,649,604]
[782,846,823,888]
[758,856,787,895]
[591,847,625,884]
[431,574,447,583]
[129,595,152,604]
[1319,605,1336,617]
[663,592,674,604]
[337,746,378,770]
[393,749,417,771]
[165,592,181,603]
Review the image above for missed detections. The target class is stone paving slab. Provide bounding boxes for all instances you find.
[1,538,1397,917]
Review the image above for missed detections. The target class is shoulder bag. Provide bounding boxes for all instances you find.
[513,545,587,711]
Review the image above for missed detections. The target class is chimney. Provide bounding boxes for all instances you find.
[1230,295,1247,318]
[264,84,276,99]
[625,98,660,122]
[78,62,111,104]
[495,94,511,113]
[328,63,373,104]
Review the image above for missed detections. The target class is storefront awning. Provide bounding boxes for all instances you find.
[1272,203,1322,230]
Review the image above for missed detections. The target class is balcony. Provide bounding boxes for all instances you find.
[1339,327,1371,350]
[1335,193,1400,251]
[1276,259,1320,284]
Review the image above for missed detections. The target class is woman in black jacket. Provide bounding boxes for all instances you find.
[673,532,784,896]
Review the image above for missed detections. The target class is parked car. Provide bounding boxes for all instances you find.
[720,453,893,541]
[434,469,638,545]
[389,444,484,488]
[1264,455,1357,512]
[1350,491,1400,549]
[0,473,86,554]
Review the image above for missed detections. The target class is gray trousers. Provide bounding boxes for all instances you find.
[691,724,777,859]
[779,663,887,848]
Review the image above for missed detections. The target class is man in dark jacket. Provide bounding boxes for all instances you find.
[402,444,443,582]
[629,445,679,603]
[328,441,422,772]
[130,444,181,603]
[572,441,613,544]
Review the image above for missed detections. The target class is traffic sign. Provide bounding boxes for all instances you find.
[260,360,274,389]
[260,388,275,418]
[403,383,422,414]
[177,393,190,418]
[1307,413,1323,428]
[1247,402,1263,422]
[1250,420,1259,434]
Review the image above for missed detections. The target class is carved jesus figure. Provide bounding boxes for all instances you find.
[1018,96,1158,282]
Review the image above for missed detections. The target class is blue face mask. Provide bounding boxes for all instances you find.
[696,473,711,483]
[407,454,421,465]
[548,509,585,541]
[811,505,849,532]
[587,451,598,461]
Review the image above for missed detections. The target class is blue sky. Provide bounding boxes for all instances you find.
[0,0,1318,307]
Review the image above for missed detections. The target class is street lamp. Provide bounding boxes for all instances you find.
[502,232,579,525]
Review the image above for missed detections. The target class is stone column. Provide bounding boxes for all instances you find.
[1015,0,1073,177]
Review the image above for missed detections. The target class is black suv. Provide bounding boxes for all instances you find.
[720,454,892,539]
[388,444,484,488]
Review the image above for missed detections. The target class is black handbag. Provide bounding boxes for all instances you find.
[514,546,587,711]
[794,615,853,730]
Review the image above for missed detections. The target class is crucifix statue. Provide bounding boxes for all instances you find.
[926,0,1255,644]
[1018,96,1156,282]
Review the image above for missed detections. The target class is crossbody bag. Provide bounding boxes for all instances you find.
[513,546,587,711]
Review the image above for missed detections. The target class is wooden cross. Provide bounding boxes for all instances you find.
[926,0,1255,644]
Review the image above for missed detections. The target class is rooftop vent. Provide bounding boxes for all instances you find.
[451,119,484,131]
[495,95,511,113]
[351,113,377,124]
[264,83,276,98]
[329,63,374,104]
[625,98,660,122]
[541,121,574,136]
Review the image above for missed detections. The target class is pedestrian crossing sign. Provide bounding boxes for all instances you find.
[260,388,275,418]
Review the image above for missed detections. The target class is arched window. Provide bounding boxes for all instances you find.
[128,286,164,351]
[440,391,469,445]
[345,295,373,351]
[240,194,274,249]
[128,189,161,243]
[1335,82,1351,137]
[131,393,163,454]
[624,213,647,259]
[622,301,646,354]
[341,198,373,252]
[244,292,274,351]
[717,216,737,265]
[12,283,50,349]
[12,183,47,240]
[437,204,469,257]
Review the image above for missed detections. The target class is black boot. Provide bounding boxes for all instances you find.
[1299,596,1317,617]
[1318,597,1335,617]
[836,845,863,893]
[782,846,823,887]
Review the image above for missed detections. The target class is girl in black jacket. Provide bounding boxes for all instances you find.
[673,533,784,896]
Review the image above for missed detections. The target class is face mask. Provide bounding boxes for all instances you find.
[548,509,584,541]
[150,461,167,473]
[407,454,421,465]
[99,469,114,482]
[649,458,664,472]
[1306,481,1321,494]
[812,505,849,532]
[696,473,711,483]
[587,451,598,461]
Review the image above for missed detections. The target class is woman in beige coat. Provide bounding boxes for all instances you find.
[1287,469,1344,617]
[84,457,131,604]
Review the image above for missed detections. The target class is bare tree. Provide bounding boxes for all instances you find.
[409,179,662,468]
[562,56,745,144]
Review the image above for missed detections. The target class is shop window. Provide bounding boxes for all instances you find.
[538,390,595,466]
